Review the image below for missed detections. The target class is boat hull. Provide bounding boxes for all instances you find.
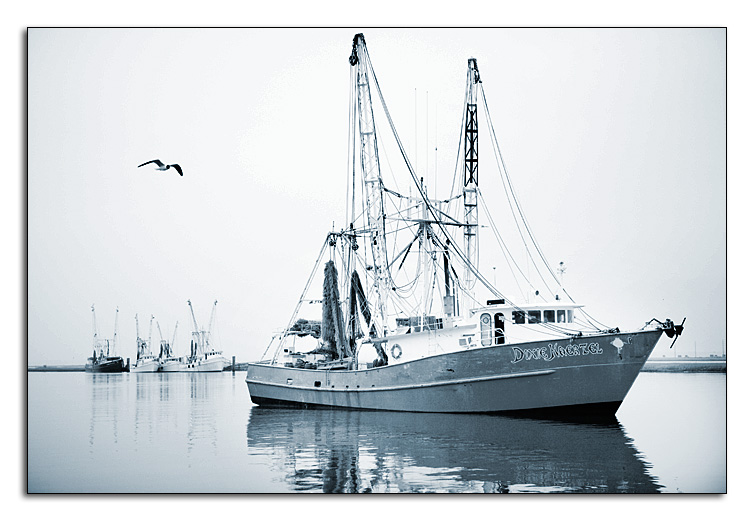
[246,330,663,415]
[159,359,183,372]
[181,355,227,372]
[131,359,160,373]
[85,357,126,373]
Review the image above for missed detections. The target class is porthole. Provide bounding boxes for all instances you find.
[480,313,492,347]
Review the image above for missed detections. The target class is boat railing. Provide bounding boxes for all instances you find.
[396,316,444,334]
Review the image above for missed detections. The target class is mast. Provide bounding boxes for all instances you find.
[188,300,200,331]
[148,315,154,355]
[135,313,141,358]
[156,319,165,358]
[443,241,454,317]
[208,301,217,329]
[420,180,432,319]
[463,58,481,300]
[207,300,218,352]
[172,321,179,354]
[187,300,201,358]
[91,305,98,349]
[112,307,119,356]
[349,33,389,335]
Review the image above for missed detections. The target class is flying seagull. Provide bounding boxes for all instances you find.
[138,159,183,176]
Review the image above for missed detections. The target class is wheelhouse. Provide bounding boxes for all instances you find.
[471,302,584,346]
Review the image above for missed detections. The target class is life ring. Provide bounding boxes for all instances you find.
[391,344,403,360]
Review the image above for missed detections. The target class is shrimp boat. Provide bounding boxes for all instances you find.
[131,314,160,373]
[181,300,227,372]
[246,34,684,416]
[158,320,182,372]
[86,305,126,373]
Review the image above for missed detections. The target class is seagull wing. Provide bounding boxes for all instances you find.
[170,164,184,176]
[138,159,164,168]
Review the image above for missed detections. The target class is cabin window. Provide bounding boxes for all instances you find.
[557,310,566,323]
[513,310,526,324]
[314,381,321,388]
[528,310,541,324]
[494,313,505,345]
[543,310,555,323]
[567,310,573,323]
[480,313,492,346]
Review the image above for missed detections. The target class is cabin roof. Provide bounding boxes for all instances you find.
[471,302,584,313]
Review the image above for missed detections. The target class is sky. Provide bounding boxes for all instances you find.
[25,27,727,365]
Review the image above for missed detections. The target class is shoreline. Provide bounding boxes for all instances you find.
[642,357,726,373]
[28,363,249,373]
[27,360,723,374]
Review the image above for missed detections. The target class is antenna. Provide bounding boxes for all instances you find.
[112,307,119,356]
[557,261,567,285]
[414,87,417,173]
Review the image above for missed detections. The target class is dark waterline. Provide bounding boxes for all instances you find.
[27,371,726,493]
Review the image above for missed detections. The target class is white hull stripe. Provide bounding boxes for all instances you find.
[248,369,556,393]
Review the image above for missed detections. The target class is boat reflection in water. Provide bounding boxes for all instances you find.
[246,407,661,493]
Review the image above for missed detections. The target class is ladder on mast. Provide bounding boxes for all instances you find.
[463,58,481,300]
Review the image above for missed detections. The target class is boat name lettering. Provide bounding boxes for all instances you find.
[511,342,602,364]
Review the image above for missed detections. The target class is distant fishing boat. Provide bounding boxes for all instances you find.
[158,320,182,372]
[131,314,160,373]
[86,305,126,373]
[180,300,227,372]
[245,34,684,417]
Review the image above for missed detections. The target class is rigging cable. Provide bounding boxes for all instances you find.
[478,86,556,301]
[364,46,577,337]
[267,236,331,362]
[480,84,610,330]
[477,189,528,298]
[447,80,471,202]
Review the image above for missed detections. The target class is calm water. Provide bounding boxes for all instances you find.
[27,371,726,493]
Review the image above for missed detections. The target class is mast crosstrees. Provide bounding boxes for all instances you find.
[350,33,389,335]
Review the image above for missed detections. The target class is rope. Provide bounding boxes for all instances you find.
[477,189,528,298]
[268,237,330,362]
